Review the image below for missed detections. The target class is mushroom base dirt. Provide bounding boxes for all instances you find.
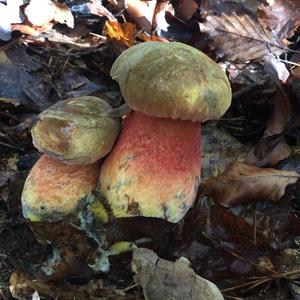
[99,111,201,223]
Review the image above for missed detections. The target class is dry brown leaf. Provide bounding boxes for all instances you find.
[199,2,284,62]
[246,138,292,167]
[152,1,174,33]
[293,66,300,79]
[87,0,117,21]
[103,21,136,48]
[176,0,198,22]
[25,0,74,28]
[138,33,168,42]
[246,88,292,167]
[264,91,291,137]
[132,248,224,300]
[201,123,249,179]
[125,0,157,34]
[11,23,53,37]
[257,0,300,41]
[201,161,299,207]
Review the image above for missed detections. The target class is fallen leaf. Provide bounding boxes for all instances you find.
[264,90,291,137]
[152,1,174,33]
[263,53,290,83]
[19,66,53,111]
[246,87,292,167]
[0,64,25,101]
[201,123,249,179]
[103,21,137,50]
[156,11,198,42]
[0,0,24,41]
[25,0,74,28]
[87,0,117,21]
[138,33,168,42]
[199,2,285,62]
[246,137,292,167]
[5,46,41,71]
[257,0,300,41]
[277,153,300,175]
[132,248,224,300]
[201,161,299,207]
[11,23,53,37]
[170,196,296,282]
[125,0,157,34]
[176,0,198,22]
[31,290,40,300]
[53,68,105,99]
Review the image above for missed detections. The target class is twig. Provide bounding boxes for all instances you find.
[221,278,271,292]
[122,283,139,292]
[224,295,244,300]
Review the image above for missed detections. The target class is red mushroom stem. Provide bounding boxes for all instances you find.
[99,110,201,222]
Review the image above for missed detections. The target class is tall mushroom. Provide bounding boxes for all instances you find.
[99,41,232,223]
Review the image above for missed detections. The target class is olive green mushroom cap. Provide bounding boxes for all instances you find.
[110,42,232,122]
[31,96,120,165]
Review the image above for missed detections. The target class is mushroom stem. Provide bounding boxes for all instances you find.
[107,103,132,118]
[99,111,201,223]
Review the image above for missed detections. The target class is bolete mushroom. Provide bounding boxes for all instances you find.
[99,41,232,223]
[22,154,100,222]
[31,96,121,165]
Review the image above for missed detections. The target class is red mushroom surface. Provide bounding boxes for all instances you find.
[22,154,100,221]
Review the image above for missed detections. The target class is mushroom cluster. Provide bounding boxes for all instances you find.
[21,41,231,271]
[22,96,122,222]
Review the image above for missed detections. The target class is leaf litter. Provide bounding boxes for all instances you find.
[1,0,300,299]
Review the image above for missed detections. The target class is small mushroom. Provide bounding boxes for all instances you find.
[31,96,121,165]
[98,41,232,223]
[22,154,100,222]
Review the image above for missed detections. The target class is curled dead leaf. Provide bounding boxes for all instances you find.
[132,248,224,300]
[246,138,292,167]
[201,161,299,207]
[246,88,292,167]
[87,0,117,21]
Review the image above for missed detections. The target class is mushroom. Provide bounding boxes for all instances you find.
[22,154,100,222]
[98,41,232,223]
[31,96,122,165]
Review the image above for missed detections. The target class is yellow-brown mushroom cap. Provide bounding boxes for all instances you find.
[21,154,100,221]
[31,96,120,165]
[110,41,231,122]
